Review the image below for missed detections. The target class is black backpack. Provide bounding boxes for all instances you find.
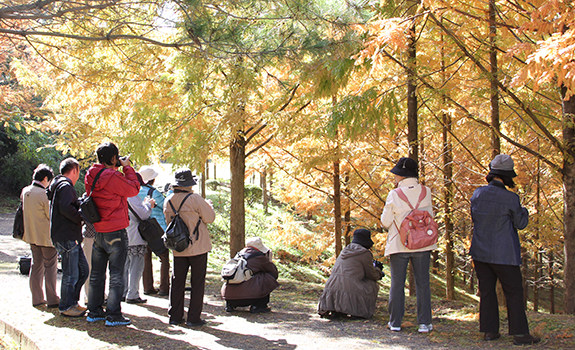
[13,201,24,240]
[164,194,201,252]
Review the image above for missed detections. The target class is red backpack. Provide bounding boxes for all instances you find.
[393,187,438,250]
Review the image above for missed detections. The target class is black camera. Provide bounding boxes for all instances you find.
[115,156,128,167]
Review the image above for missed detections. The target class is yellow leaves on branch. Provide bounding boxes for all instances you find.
[510,28,575,97]
[354,18,411,66]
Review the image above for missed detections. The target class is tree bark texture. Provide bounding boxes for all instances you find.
[489,0,500,158]
[261,167,268,214]
[562,86,575,314]
[230,134,246,257]
[334,160,342,257]
[443,109,455,300]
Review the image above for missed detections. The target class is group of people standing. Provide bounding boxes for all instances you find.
[318,155,541,345]
[19,142,219,326]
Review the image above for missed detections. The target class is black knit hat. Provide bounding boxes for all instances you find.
[352,229,374,249]
[390,157,418,178]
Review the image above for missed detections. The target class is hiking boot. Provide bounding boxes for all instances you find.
[61,306,87,317]
[484,332,501,341]
[105,316,131,327]
[388,322,401,332]
[513,334,541,345]
[418,324,433,333]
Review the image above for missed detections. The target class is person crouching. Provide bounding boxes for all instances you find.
[221,237,279,313]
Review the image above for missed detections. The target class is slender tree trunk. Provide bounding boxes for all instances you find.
[261,167,268,214]
[230,134,246,257]
[334,159,342,257]
[549,251,555,314]
[205,159,210,179]
[406,14,418,297]
[343,174,351,246]
[441,21,455,300]
[201,161,206,199]
[562,86,575,314]
[489,0,500,158]
[534,156,541,312]
[213,162,217,179]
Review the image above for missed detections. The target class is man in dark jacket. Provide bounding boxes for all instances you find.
[47,158,88,317]
[84,142,140,327]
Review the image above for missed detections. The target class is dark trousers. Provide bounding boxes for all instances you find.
[88,230,127,320]
[169,253,207,324]
[226,294,270,309]
[29,244,59,306]
[474,260,530,335]
[143,248,170,293]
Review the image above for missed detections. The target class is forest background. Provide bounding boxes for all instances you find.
[1,0,575,317]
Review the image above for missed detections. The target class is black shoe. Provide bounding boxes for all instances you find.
[513,334,541,345]
[169,319,184,325]
[47,304,59,309]
[126,297,147,304]
[120,297,125,302]
[484,332,501,341]
[225,305,236,313]
[158,290,169,296]
[249,306,271,314]
[186,320,206,327]
[144,289,158,295]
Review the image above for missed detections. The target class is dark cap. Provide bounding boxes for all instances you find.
[174,169,197,187]
[488,154,517,178]
[352,229,374,249]
[390,157,418,178]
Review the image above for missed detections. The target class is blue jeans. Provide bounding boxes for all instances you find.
[54,240,89,312]
[87,230,128,320]
[388,251,432,327]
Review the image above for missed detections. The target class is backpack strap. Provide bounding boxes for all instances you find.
[88,168,106,196]
[168,193,193,215]
[146,185,155,197]
[395,186,427,210]
[127,202,143,222]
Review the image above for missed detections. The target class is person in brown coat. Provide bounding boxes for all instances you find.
[21,164,59,308]
[221,237,279,313]
[318,229,384,319]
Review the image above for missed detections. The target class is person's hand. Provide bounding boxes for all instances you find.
[373,260,384,271]
[145,196,156,208]
[119,156,131,168]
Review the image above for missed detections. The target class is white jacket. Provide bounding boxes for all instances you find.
[380,177,437,256]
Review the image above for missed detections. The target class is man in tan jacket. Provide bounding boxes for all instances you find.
[21,164,59,308]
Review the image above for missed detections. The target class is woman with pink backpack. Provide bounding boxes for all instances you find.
[380,157,437,333]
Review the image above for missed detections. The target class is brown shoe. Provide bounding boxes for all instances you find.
[513,334,541,345]
[61,306,87,317]
[484,332,501,341]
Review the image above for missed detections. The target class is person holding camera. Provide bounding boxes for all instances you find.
[318,229,384,319]
[84,142,140,327]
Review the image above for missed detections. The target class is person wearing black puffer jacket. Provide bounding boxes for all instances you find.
[46,158,88,318]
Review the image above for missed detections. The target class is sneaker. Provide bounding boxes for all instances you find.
[513,334,541,345]
[86,314,107,323]
[61,305,87,317]
[105,316,131,327]
[388,322,401,332]
[418,324,433,333]
[77,305,88,312]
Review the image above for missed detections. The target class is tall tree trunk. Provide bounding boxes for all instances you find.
[441,20,455,300]
[562,86,575,314]
[489,0,500,158]
[534,156,541,312]
[334,159,342,257]
[213,162,217,179]
[200,161,206,199]
[343,174,351,246]
[443,110,455,300]
[261,167,268,214]
[205,159,210,179]
[230,134,246,257]
[406,13,418,297]
[549,251,555,314]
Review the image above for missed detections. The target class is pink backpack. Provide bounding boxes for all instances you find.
[393,187,438,250]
